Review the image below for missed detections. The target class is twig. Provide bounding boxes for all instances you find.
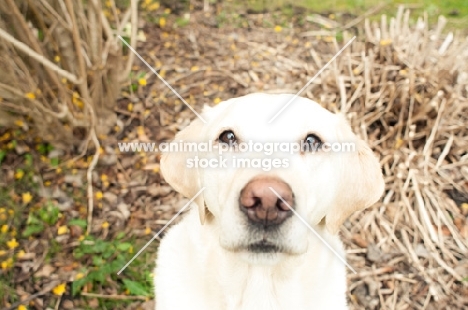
[81,292,148,300]
[4,281,60,310]
[0,28,80,84]
[86,126,101,234]
[119,0,138,82]
[65,0,90,99]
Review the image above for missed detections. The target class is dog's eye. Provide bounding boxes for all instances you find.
[303,134,322,150]
[219,130,237,144]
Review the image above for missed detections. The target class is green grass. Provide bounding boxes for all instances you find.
[236,0,468,30]
[243,0,468,16]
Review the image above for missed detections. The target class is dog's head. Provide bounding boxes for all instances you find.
[161,93,384,263]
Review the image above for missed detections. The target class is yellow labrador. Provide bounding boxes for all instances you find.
[155,93,384,309]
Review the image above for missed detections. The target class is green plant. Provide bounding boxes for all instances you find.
[23,202,60,237]
[72,234,153,298]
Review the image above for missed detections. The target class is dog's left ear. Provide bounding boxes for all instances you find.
[325,115,385,234]
[160,107,212,225]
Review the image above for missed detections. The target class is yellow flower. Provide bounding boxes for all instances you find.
[18,304,28,310]
[25,92,36,100]
[137,126,145,138]
[138,78,147,86]
[7,238,19,249]
[127,103,133,112]
[394,139,404,149]
[78,235,85,241]
[380,39,392,46]
[22,192,32,204]
[274,25,282,32]
[75,272,85,280]
[1,225,8,233]
[57,226,68,235]
[14,120,24,127]
[95,191,103,200]
[145,227,151,235]
[0,132,10,141]
[15,170,24,180]
[213,97,221,104]
[17,250,25,259]
[462,203,468,212]
[52,283,66,296]
[164,8,171,14]
[128,246,133,254]
[72,92,84,109]
[101,221,109,229]
[159,17,166,28]
[148,2,160,11]
[54,55,61,62]
[1,257,13,270]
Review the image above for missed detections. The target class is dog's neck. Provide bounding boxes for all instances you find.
[203,240,309,310]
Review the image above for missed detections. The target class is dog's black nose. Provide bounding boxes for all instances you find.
[239,177,294,226]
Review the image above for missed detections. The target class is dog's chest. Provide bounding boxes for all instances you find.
[217,267,305,310]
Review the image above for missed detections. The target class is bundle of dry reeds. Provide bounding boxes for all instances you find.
[0,0,138,147]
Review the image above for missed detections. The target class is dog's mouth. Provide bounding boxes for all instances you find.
[247,240,281,253]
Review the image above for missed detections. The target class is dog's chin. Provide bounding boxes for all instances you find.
[239,251,284,265]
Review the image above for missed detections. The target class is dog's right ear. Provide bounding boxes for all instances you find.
[324,115,385,234]
[160,117,207,224]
